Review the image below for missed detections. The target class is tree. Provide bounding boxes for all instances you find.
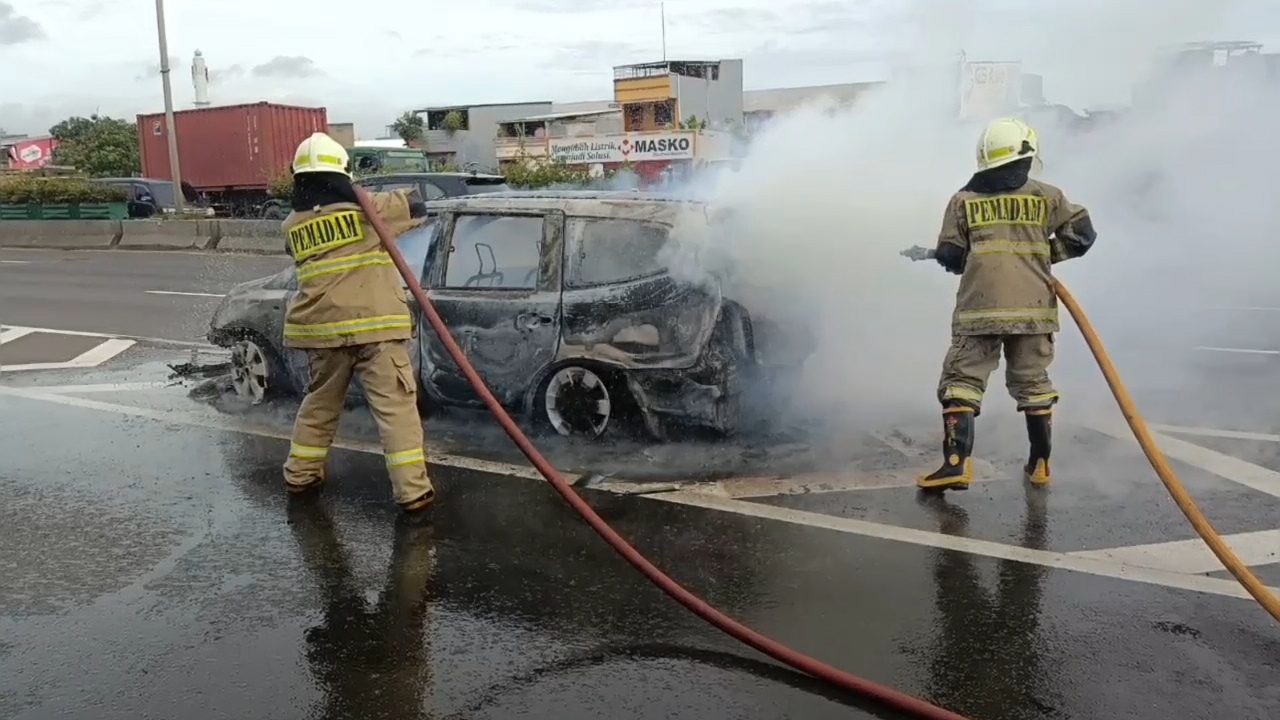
[49,115,140,177]
[390,111,424,147]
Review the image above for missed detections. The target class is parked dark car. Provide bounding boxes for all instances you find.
[207,191,814,440]
[92,177,208,218]
[354,171,511,200]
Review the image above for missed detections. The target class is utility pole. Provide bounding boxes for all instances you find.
[660,2,667,62]
[154,0,185,213]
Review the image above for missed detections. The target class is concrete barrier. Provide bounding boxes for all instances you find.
[116,219,218,250]
[0,218,289,254]
[0,220,123,248]
[212,219,284,254]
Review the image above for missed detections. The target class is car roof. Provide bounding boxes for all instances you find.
[365,172,506,181]
[423,190,709,223]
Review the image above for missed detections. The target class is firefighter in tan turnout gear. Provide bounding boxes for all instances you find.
[281,132,436,514]
[919,117,1098,492]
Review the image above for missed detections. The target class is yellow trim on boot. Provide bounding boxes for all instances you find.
[1025,459,1051,486]
[918,457,974,491]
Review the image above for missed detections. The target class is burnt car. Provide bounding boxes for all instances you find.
[207,191,813,439]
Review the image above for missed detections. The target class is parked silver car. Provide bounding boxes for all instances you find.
[207,191,814,439]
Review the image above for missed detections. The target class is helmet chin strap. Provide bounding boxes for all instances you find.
[1030,155,1045,177]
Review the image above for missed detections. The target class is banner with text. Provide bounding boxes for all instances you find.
[549,131,696,164]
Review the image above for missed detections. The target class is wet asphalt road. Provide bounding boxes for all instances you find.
[5,366,1280,720]
[0,248,288,342]
[4,249,1280,718]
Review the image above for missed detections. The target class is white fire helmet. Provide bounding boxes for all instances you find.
[975,117,1041,172]
[292,132,350,177]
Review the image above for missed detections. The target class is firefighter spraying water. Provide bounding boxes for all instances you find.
[906,116,1098,492]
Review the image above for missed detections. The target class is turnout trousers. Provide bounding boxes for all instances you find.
[936,334,1060,413]
[283,340,434,506]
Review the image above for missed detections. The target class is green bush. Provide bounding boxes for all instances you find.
[0,176,129,204]
[441,111,465,132]
[268,172,294,200]
[502,157,591,188]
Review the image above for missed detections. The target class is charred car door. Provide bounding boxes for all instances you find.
[419,209,564,408]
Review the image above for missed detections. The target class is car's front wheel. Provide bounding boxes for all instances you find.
[229,335,284,405]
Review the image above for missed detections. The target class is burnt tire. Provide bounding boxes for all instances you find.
[537,364,626,440]
[228,333,289,404]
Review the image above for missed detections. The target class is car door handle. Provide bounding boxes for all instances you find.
[515,312,553,330]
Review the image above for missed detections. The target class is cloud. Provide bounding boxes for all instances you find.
[687,7,782,34]
[515,0,631,13]
[133,56,181,82]
[552,40,648,69]
[0,1,44,44]
[252,55,320,79]
[209,64,244,83]
[78,1,105,20]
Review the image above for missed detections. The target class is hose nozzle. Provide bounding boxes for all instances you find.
[901,245,936,261]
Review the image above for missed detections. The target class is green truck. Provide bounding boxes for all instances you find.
[260,145,430,219]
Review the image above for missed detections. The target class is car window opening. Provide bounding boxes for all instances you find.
[444,214,543,290]
[567,218,672,288]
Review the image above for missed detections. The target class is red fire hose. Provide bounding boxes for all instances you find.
[356,188,973,720]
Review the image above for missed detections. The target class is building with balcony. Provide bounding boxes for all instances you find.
[494,108,623,163]
[612,59,744,131]
[411,101,554,170]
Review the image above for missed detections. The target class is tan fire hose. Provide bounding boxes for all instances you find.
[903,245,1280,625]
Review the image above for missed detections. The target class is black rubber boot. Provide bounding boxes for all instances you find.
[1024,410,1052,486]
[918,408,976,491]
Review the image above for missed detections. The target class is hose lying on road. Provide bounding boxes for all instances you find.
[1054,279,1280,626]
[356,188,974,720]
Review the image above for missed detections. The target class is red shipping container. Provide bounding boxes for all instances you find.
[137,102,328,191]
[6,136,58,170]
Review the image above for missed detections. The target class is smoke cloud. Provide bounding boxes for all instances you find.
[665,0,1280,440]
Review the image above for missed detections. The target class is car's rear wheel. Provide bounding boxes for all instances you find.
[542,365,615,439]
[229,335,283,405]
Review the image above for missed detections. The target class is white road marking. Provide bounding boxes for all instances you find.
[30,381,182,394]
[1075,415,1280,499]
[1,338,135,372]
[1203,306,1280,312]
[0,324,218,350]
[0,385,552,483]
[1070,529,1280,575]
[1,382,1277,602]
[650,490,1277,601]
[0,327,37,345]
[1192,346,1280,355]
[696,467,1015,499]
[0,260,30,264]
[145,290,226,298]
[1154,424,1280,443]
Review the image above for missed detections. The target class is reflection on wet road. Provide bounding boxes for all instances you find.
[3,366,1280,719]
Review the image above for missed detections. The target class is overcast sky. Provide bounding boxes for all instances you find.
[1,0,1276,137]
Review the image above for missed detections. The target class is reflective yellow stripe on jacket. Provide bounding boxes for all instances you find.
[284,314,413,341]
[970,240,1049,256]
[955,307,1057,326]
[296,251,395,283]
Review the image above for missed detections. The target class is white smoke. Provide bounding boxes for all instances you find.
[666,0,1280,433]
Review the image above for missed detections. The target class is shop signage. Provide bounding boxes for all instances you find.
[549,131,696,164]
